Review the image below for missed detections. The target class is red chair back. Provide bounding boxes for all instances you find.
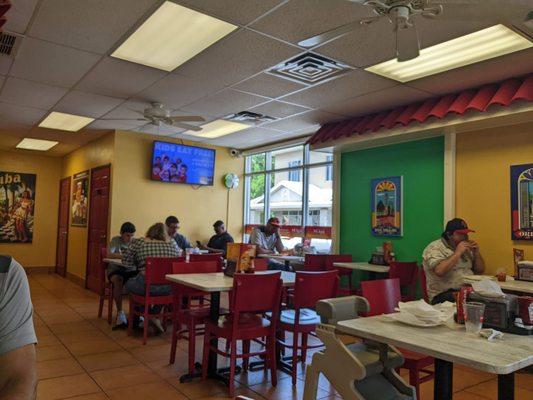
[361,278,401,316]
[293,271,339,309]
[189,253,223,271]
[144,257,185,286]
[325,254,352,271]
[388,261,418,301]
[231,272,282,314]
[172,261,218,274]
[419,267,429,302]
[304,254,327,271]
[253,257,268,271]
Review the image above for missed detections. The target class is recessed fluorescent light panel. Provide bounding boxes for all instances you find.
[185,120,248,138]
[16,138,59,151]
[111,1,237,71]
[366,24,533,82]
[39,111,94,132]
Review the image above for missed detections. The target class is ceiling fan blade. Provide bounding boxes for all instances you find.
[169,115,205,122]
[127,108,146,116]
[99,118,148,121]
[298,20,366,47]
[396,24,420,62]
[171,121,203,131]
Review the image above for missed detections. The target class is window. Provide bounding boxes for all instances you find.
[244,144,333,252]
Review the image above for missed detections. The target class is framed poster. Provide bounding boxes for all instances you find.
[71,170,89,227]
[511,163,533,240]
[371,176,403,237]
[0,171,36,243]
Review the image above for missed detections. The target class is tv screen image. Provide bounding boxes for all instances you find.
[151,141,215,186]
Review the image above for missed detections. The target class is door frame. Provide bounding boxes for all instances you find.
[85,164,111,290]
[55,176,71,276]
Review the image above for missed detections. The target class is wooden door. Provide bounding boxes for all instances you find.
[55,177,70,276]
[85,165,110,293]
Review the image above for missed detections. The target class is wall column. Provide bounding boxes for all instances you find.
[444,128,456,225]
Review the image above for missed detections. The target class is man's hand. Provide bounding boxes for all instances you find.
[455,241,470,255]
[467,240,479,254]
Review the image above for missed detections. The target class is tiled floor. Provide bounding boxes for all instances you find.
[29,273,532,400]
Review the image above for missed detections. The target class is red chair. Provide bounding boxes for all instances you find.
[97,247,113,324]
[361,278,434,400]
[253,257,268,271]
[388,261,419,301]
[303,254,327,271]
[419,267,429,302]
[189,253,223,271]
[202,272,282,398]
[277,270,339,384]
[169,261,219,376]
[325,254,355,295]
[127,257,184,345]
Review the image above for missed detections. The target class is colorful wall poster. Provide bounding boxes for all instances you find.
[0,171,36,243]
[371,176,403,237]
[511,163,533,240]
[71,170,89,227]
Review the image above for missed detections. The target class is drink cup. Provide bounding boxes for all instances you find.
[464,302,485,334]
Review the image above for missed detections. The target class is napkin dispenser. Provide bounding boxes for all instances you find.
[517,261,533,282]
[468,292,518,330]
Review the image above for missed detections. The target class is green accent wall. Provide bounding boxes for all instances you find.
[340,137,444,267]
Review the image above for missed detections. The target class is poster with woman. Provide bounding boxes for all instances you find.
[71,170,89,227]
[371,176,403,237]
[0,171,36,243]
[511,163,533,240]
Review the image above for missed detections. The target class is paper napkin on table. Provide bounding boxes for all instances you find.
[383,299,456,327]
[471,279,505,298]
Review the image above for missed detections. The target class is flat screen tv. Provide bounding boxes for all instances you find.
[151,141,215,186]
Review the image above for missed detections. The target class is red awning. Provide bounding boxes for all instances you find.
[0,1,11,32]
[308,74,533,146]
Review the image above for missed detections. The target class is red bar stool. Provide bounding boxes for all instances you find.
[277,270,339,385]
[388,261,419,301]
[361,278,434,400]
[325,254,355,295]
[201,272,283,398]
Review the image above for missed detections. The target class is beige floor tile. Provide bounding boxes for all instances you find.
[106,381,187,400]
[515,371,533,391]
[90,364,161,390]
[63,394,110,400]
[129,343,173,363]
[65,337,122,356]
[36,373,101,400]
[37,358,84,380]
[76,350,140,372]
[195,387,268,400]
[49,321,97,334]
[37,334,61,346]
[36,344,71,362]
[249,374,332,400]
[56,329,109,345]
[145,357,190,380]
[465,379,533,400]
[166,377,230,399]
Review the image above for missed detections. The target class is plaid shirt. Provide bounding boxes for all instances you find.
[122,237,180,271]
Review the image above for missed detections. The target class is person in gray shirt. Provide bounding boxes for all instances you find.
[0,255,37,399]
[249,217,287,271]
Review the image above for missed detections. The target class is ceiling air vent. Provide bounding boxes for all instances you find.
[225,111,277,125]
[268,52,352,85]
[0,32,21,57]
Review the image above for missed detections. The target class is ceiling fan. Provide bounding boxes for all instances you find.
[101,102,205,131]
[298,0,532,62]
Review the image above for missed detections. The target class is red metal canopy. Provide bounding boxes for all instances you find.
[308,74,533,146]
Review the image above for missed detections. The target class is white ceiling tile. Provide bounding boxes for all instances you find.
[28,0,157,54]
[0,102,47,130]
[181,89,269,118]
[263,109,343,133]
[132,123,185,137]
[0,77,68,110]
[174,0,285,25]
[280,69,396,109]
[0,57,12,75]
[99,99,154,120]
[139,74,216,110]
[54,91,124,118]
[209,126,282,148]
[232,72,306,99]
[407,48,533,95]
[321,85,433,117]
[76,57,166,98]
[175,29,301,88]
[248,100,310,119]
[250,0,373,45]
[3,0,39,34]
[10,38,100,88]
[0,76,4,88]
[88,119,146,130]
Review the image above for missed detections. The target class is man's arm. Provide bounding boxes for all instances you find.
[469,241,485,273]
[433,241,470,277]
[274,233,284,253]
[249,230,273,255]
[0,345,37,400]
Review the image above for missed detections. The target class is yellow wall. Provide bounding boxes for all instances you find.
[110,131,244,244]
[0,150,62,268]
[61,133,115,279]
[456,122,533,275]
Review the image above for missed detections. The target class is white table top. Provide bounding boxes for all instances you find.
[463,275,533,295]
[166,271,295,292]
[333,262,390,274]
[337,315,533,374]
[257,254,305,262]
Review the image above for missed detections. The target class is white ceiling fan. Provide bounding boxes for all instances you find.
[298,0,532,62]
[100,102,205,131]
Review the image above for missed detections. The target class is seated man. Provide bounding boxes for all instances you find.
[107,222,136,329]
[0,255,37,399]
[249,217,287,271]
[422,218,485,304]
[200,220,234,256]
[165,215,191,252]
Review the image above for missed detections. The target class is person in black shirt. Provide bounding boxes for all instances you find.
[201,220,234,256]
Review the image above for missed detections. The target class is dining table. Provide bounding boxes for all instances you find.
[463,275,533,295]
[102,257,125,267]
[257,253,305,270]
[337,315,533,400]
[333,261,390,280]
[165,271,296,383]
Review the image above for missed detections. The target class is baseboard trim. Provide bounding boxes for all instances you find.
[66,272,86,288]
[24,266,54,274]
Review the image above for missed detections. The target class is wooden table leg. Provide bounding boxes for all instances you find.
[434,358,453,400]
[498,373,514,400]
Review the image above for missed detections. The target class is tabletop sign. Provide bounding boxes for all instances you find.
[511,163,533,240]
[226,243,256,274]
